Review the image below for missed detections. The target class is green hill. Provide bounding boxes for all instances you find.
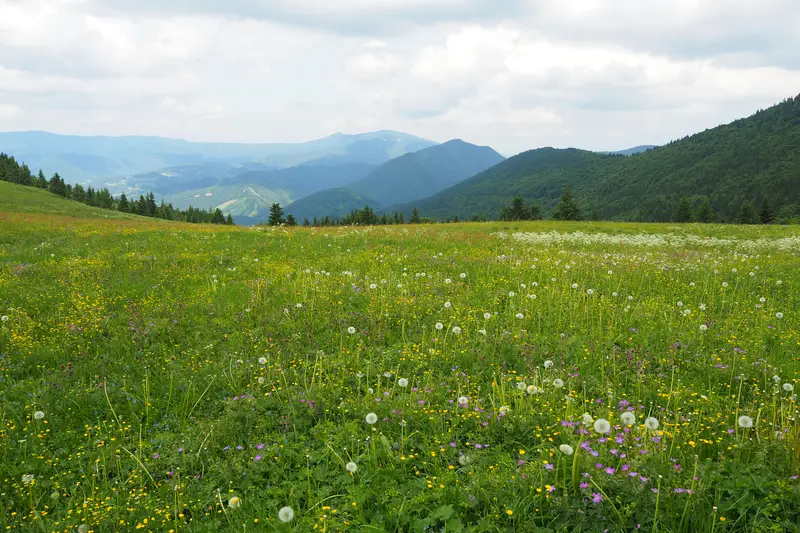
[397,95,800,222]
[0,180,142,220]
[286,139,504,220]
[284,187,380,222]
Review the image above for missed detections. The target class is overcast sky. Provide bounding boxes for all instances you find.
[1,0,799,154]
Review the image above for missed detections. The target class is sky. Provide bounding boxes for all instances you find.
[1,0,799,155]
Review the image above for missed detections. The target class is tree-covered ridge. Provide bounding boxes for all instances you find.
[399,94,800,223]
[0,152,233,225]
[284,140,505,222]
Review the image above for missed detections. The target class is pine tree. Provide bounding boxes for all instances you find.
[759,197,775,224]
[303,218,310,226]
[737,201,757,224]
[552,187,582,221]
[286,214,297,226]
[211,209,225,224]
[674,197,693,223]
[410,208,421,224]
[117,193,130,212]
[696,197,714,223]
[145,192,157,217]
[268,203,285,226]
[36,170,48,189]
[226,214,234,225]
[48,173,66,197]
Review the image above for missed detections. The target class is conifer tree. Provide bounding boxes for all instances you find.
[759,197,775,224]
[410,208,421,224]
[268,203,285,226]
[737,201,757,224]
[674,197,693,222]
[286,214,297,226]
[696,197,714,223]
[553,187,582,221]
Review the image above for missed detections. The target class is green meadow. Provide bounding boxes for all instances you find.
[1,204,799,532]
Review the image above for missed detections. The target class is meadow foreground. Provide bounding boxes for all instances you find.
[1,214,799,532]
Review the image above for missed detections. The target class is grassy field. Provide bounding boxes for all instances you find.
[1,200,799,531]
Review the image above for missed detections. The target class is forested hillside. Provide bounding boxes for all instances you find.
[400,95,800,222]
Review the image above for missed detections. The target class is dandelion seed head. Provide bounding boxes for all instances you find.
[278,506,294,522]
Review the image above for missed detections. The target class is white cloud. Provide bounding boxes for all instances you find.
[0,0,798,153]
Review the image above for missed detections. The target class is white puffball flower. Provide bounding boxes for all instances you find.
[612,292,618,297]
[645,417,660,430]
[398,378,409,388]
[508,291,515,297]
[544,360,554,369]
[782,383,793,393]
[452,326,462,334]
[435,322,444,330]
[445,278,452,284]
[776,312,784,319]
[738,415,754,428]
[458,396,469,405]
[347,326,356,334]
[444,301,452,309]
[559,444,574,456]
[677,301,683,307]
[278,506,295,522]
[515,313,524,319]
[460,273,467,279]
[593,418,611,434]
[553,378,564,389]
[484,312,492,320]
[34,411,45,420]
[369,283,377,289]
[258,357,267,365]
[365,413,378,425]
[517,382,527,391]
[587,289,594,295]
[620,412,636,426]
[478,329,487,335]
[700,324,708,331]
[345,462,358,473]
[582,413,593,426]
[571,283,579,289]
[1,315,8,322]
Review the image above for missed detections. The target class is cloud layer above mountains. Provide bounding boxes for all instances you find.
[2,0,799,153]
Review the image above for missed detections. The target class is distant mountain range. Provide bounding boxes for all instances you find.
[0,130,435,188]
[5,95,797,226]
[389,95,800,222]
[285,140,505,222]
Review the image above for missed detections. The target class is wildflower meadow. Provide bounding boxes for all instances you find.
[1,213,799,532]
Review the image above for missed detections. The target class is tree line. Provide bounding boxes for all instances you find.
[0,153,233,225]
[673,196,779,224]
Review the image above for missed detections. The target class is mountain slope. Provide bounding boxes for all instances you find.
[286,139,505,219]
[391,147,602,220]
[0,180,142,220]
[0,130,435,187]
[284,188,379,222]
[400,95,800,222]
[601,145,657,156]
[178,163,379,223]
